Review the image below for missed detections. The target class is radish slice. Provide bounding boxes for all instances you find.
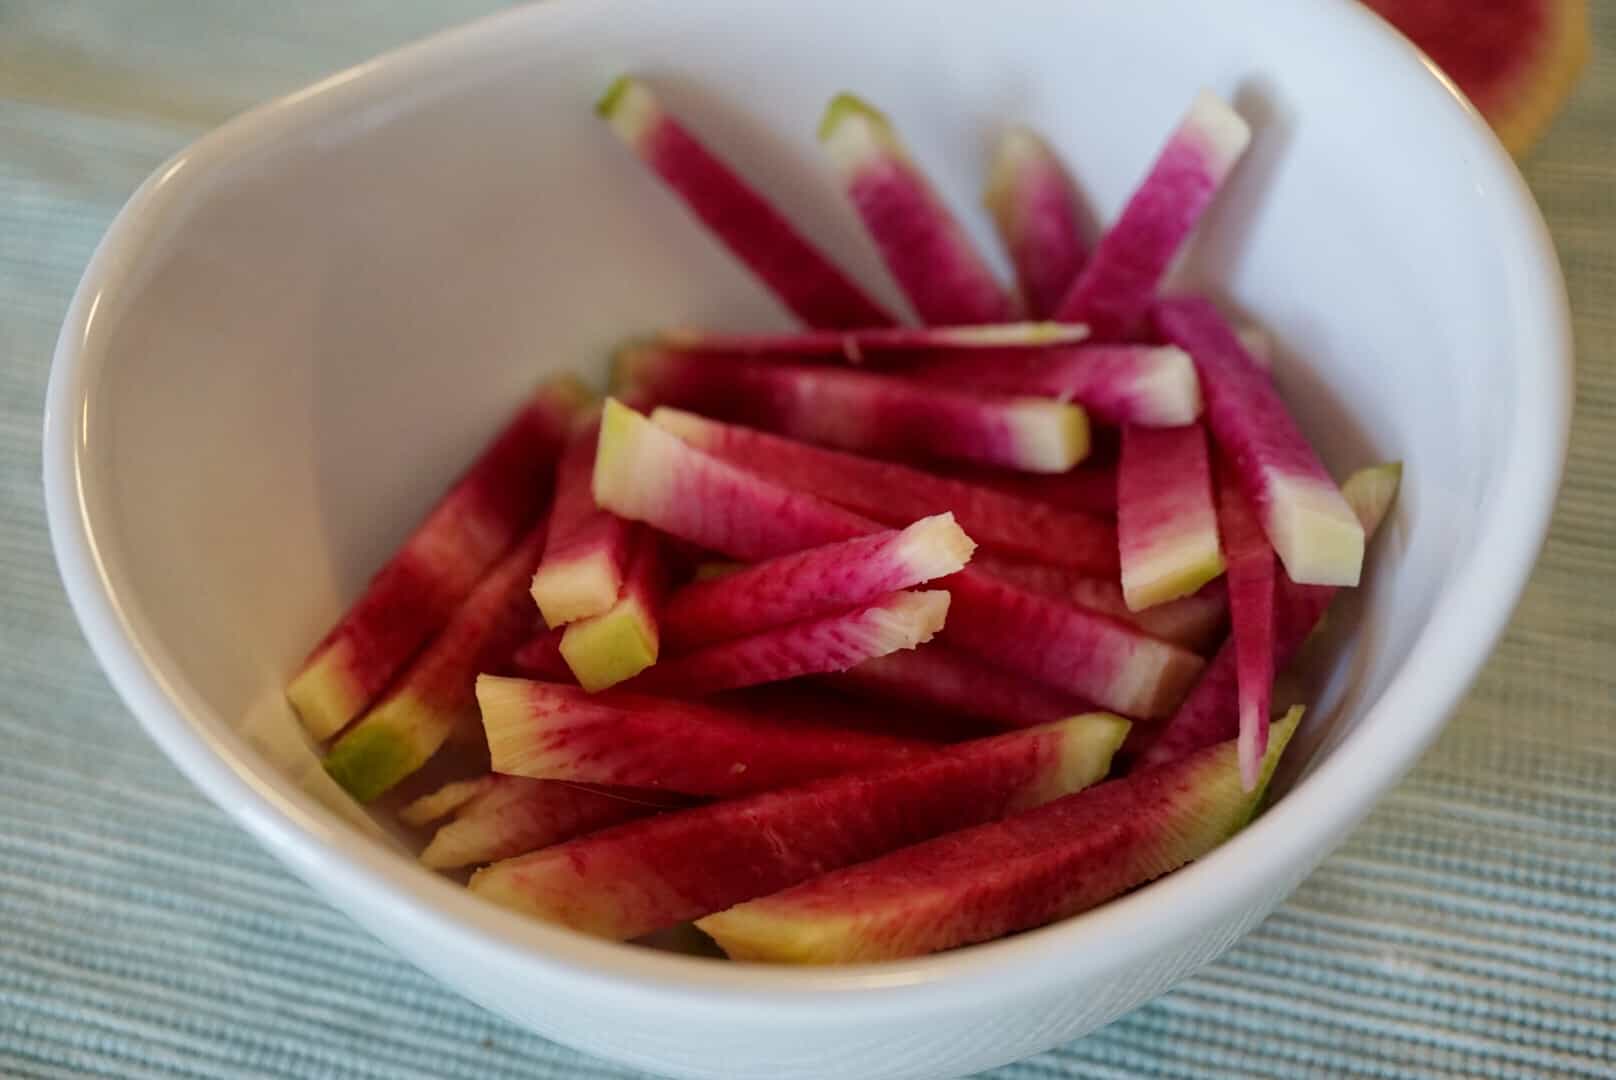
[1216,459,1277,791]
[1156,297,1365,586]
[557,529,668,692]
[658,322,1086,360]
[1055,92,1251,337]
[617,347,1089,473]
[1117,424,1225,611]
[820,93,1014,324]
[529,412,633,626]
[598,77,894,329]
[985,127,1089,318]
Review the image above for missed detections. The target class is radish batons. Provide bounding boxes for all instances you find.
[1117,424,1225,611]
[985,127,1089,318]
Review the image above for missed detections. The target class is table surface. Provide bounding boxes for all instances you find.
[2,3,1612,1077]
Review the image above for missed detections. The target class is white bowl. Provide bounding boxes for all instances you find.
[43,1,1570,1077]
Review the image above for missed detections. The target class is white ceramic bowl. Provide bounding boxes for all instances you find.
[43,1,1570,1077]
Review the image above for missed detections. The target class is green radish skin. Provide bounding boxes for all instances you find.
[657,322,1087,360]
[616,346,1089,474]
[321,518,552,802]
[820,93,1015,325]
[287,376,588,740]
[698,708,1300,964]
[529,412,632,627]
[1117,423,1225,612]
[469,713,1129,940]
[597,77,894,329]
[660,514,975,652]
[985,127,1090,319]
[1155,297,1365,587]
[557,527,667,692]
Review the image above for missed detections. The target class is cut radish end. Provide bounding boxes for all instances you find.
[597,76,894,329]
[661,515,974,652]
[617,347,1089,473]
[632,589,950,697]
[477,676,929,797]
[652,408,1115,572]
[398,775,500,828]
[321,517,552,803]
[835,643,1096,729]
[593,399,871,561]
[418,775,682,870]
[287,376,587,740]
[530,412,633,626]
[1135,465,1400,769]
[819,92,1013,325]
[901,344,1201,427]
[985,126,1089,319]
[469,713,1128,940]
[1156,297,1365,586]
[558,529,667,692]
[658,322,1086,360]
[698,708,1298,964]
[1216,459,1278,791]
[981,557,1228,653]
[1118,424,1225,611]
[942,569,1205,718]
[1056,92,1251,337]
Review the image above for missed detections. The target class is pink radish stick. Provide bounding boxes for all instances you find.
[1217,458,1278,790]
[287,376,588,740]
[528,412,636,626]
[1156,296,1364,586]
[509,626,573,683]
[943,462,1117,517]
[658,322,1086,361]
[617,346,1089,474]
[557,527,668,692]
[834,643,1096,729]
[598,77,894,329]
[1055,91,1251,337]
[985,127,1089,318]
[820,93,1014,325]
[1117,423,1225,611]
[661,514,974,651]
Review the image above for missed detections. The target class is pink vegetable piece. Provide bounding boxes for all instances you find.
[1217,459,1278,790]
[529,413,634,627]
[509,626,573,683]
[633,589,951,697]
[943,462,1118,517]
[1054,91,1251,337]
[820,93,1014,325]
[900,343,1201,427]
[1117,424,1225,611]
[557,527,668,692]
[984,127,1089,318]
[617,346,1089,474]
[1156,297,1365,586]
[835,643,1096,729]
[477,676,930,797]
[661,514,975,651]
[286,376,588,740]
[598,76,894,329]
[658,322,1086,361]
[652,407,1116,572]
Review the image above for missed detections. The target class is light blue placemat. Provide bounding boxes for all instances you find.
[2,3,1612,1077]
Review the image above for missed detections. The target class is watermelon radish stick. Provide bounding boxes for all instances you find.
[1156,297,1365,586]
[819,93,1014,325]
[984,127,1089,318]
[1117,423,1225,611]
[529,413,633,627]
[399,775,498,828]
[698,707,1299,963]
[632,590,950,697]
[1054,91,1251,337]
[408,775,687,870]
[598,402,1188,713]
[651,407,1116,572]
[597,77,894,329]
[1217,459,1278,791]
[558,528,667,692]
[658,321,1086,361]
[509,626,573,683]
[286,377,587,740]
[941,570,1205,718]
[944,462,1118,517]
[617,347,1089,473]
[1135,464,1399,769]
[724,684,990,743]
[661,515,974,652]
[834,643,1096,729]
[901,344,1202,427]
[477,677,930,798]
[321,519,552,802]
[470,713,1129,939]
[978,557,1228,652]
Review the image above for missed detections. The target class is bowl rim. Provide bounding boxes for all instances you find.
[42,0,1572,1014]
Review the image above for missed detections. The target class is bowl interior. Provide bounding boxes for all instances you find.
[58,0,1555,969]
